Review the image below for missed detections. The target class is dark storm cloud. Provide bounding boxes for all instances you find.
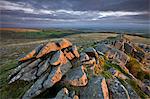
[0,0,149,28]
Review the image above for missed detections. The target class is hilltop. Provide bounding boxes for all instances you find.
[1,34,149,99]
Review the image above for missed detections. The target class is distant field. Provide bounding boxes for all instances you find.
[0,28,40,32]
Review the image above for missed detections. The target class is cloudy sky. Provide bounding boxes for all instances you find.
[0,0,150,30]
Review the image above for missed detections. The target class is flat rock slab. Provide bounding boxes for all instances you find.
[108,78,130,99]
[79,76,106,99]
[64,66,88,86]
[22,59,72,99]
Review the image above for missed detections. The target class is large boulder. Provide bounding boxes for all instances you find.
[63,66,88,86]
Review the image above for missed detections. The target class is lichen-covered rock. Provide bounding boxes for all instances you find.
[22,73,49,99]
[19,44,44,62]
[64,65,88,86]
[23,59,72,99]
[71,45,80,58]
[54,88,71,99]
[79,76,106,99]
[101,78,109,99]
[95,44,110,54]
[9,59,42,83]
[64,49,75,60]
[134,50,145,62]
[124,42,134,54]
[85,47,98,59]
[37,58,51,76]
[80,53,90,62]
[50,50,67,66]
[59,39,72,49]
[36,42,60,58]
[107,78,130,99]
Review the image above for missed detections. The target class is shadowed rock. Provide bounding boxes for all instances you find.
[85,47,99,59]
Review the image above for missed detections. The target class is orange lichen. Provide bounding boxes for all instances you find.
[19,50,36,61]
[101,78,109,99]
[59,39,72,49]
[64,52,75,60]
[36,42,60,58]
[51,67,62,84]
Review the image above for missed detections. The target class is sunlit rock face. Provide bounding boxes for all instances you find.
[9,36,150,99]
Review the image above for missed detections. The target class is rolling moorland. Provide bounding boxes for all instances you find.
[0,28,150,99]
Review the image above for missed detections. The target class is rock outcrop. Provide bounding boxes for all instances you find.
[9,35,150,99]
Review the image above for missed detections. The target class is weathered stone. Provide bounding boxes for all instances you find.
[44,60,72,88]
[79,76,105,99]
[95,43,110,54]
[36,42,60,58]
[54,88,71,99]
[73,95,79,99]
[80,53,90,62]
[124,43,134,54]
[71,45,80,58]
[23,59,72,99]
[64,66,88,86]
[108,78,130,99]
[9,59,42,83]
[19,44,43,62]
[134,50,145,62]
[50,50,67,66]
[20,67,37,81]
[85,47,99,59]
[83,57,96,65]
[22,73,49,99]
[9,59,33,82]
[114,41,123,50]
[64,49,75,60]
[59,39,72,49]
[122,80,139,99]
[101,78,109,99]
[37,58,51,76]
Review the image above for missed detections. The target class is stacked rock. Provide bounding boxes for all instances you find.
[8,36,150,99]
[8,39,83,99]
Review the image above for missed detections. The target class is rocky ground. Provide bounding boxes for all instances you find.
[4,34,150,99]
